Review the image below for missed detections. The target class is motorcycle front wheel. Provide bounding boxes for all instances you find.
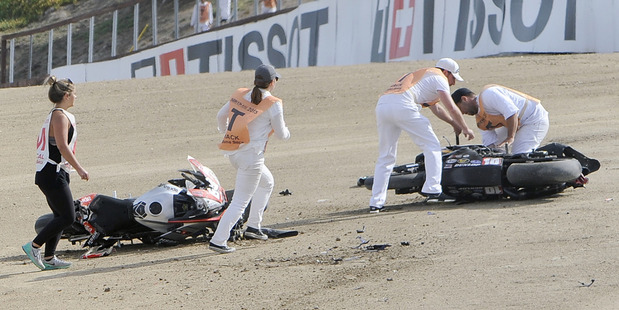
[224,189,253,241]
[360,172,425,193]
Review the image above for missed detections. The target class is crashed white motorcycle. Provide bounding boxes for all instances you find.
[35,156,297,258]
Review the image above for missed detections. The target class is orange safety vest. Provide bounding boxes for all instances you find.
[382,68,447,107]
[218,88,280,151]
[476,84,540,130]
[199,2,210,24]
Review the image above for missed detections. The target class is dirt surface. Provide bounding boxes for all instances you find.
[1,53,618,309]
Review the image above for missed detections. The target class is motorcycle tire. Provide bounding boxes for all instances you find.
[224,189,259,242]
[360,173,425,191]
[224,189,251,223]
[35,213,88,236]
[506,158,582,187]
[34,213,53,234]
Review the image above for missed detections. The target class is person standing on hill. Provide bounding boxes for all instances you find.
[451,85,549,154]
[218,0,231,23]
[260,0,277,14]
[209,64,290,254]
[191,0,213,33]
[23,76,89,270]
[369,58,475,213]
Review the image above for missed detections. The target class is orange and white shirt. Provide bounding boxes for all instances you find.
[476,84,547,146]
[476,84,543,130]
[217,88,290,153]
[191,1,213,32]
[261,0,277,14]
[378,68,450,110]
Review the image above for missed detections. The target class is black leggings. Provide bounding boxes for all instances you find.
[33,184,75,258]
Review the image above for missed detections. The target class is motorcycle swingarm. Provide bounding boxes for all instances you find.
[157,224,212,241]
[68,234,91,244]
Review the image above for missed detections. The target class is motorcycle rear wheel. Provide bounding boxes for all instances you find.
[506,158,582,187]
[35,213,89,239]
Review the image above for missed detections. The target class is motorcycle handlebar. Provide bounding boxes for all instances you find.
[181,172,206,188]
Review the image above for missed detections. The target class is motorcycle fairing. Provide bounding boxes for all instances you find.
[133,182,225,232]
[442,147,503,188]
[536,143,601,175]
[76,193,97,224]
[167,213,222,223]
[188,188,225,208]
[261,227,299,239]
[187,155,227,204]
[77,193,97,207]
[133,184,185,233]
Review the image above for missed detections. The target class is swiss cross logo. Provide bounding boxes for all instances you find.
[390,0,415,60]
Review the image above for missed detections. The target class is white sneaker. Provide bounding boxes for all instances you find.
[422,192,456,203]
[244,227,268,241]
[209,242,236,254]
[369,206,384,213]
[43,256,72,270]
[22,242,45,270]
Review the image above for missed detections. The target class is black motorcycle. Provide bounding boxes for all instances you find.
[358,142,600,201]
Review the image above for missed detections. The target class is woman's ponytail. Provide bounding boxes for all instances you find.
[43,75,75,103]
[251,86,263,105]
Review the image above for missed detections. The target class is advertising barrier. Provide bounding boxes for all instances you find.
[51,0,619,83]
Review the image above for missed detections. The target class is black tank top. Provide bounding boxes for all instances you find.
[35,125,74,188]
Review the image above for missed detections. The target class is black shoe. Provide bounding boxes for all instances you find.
[244,227,268,240]
[209,242,236,254]
[369,206,384,213]
[421,192,456,203]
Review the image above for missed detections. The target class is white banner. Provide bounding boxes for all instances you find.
[52,0,619,83]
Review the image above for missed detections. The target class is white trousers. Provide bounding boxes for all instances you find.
[370,103,443,208]
[195,22,210,33]
[210,147,274,246]
[492,112,549,154]
[261,5,276,14]
[218,0,231,20]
